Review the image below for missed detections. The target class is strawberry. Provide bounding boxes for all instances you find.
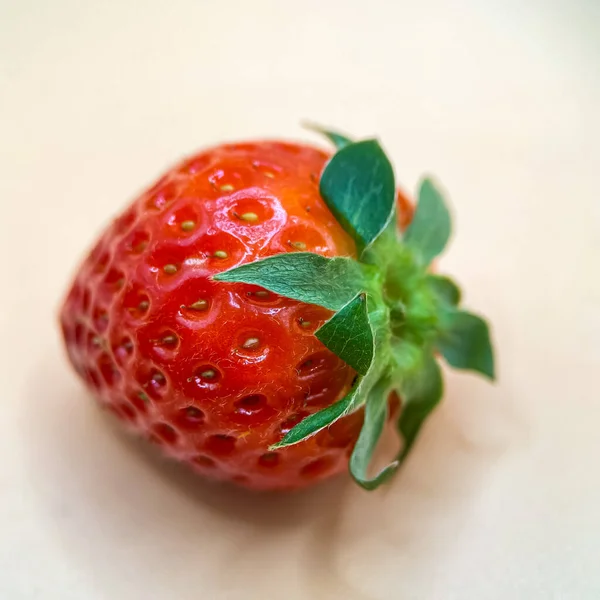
[60,127,494,491]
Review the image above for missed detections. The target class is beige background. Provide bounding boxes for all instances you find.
[1,1,599,598]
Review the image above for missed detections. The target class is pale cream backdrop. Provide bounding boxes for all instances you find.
[0,0,598,599]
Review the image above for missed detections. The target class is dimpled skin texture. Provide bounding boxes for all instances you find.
[60,141,413,491]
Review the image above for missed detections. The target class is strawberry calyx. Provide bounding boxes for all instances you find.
[214,126,495,490]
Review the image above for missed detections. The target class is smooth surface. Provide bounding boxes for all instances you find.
[1,1,598,598]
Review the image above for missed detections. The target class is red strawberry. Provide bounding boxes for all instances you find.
[60,130,494,491]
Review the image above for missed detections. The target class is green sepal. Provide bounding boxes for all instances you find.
[397,354,443,463]
[215,124,496,492]
[437,310,495,380]
[403,178,451,266]
[214,253,371,311]
[271,382,361,448]
[316,293,373,375]
[320,140,396,256]
[426,274,461,306]
[274,296,391,449]
[304,122,353,149]
[349,376,398,490]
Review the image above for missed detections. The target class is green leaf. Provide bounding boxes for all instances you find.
[275,296,392,450]
[349,377,398,490]
[320,140,396,255]
[316,294,373,375]
[214,253,369,311]
[397,355,443,462]
[437,310,495,380]
[271,383,360,448]
[403,178,452,265]
[426,274,461,306]
[304,122,353,149]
